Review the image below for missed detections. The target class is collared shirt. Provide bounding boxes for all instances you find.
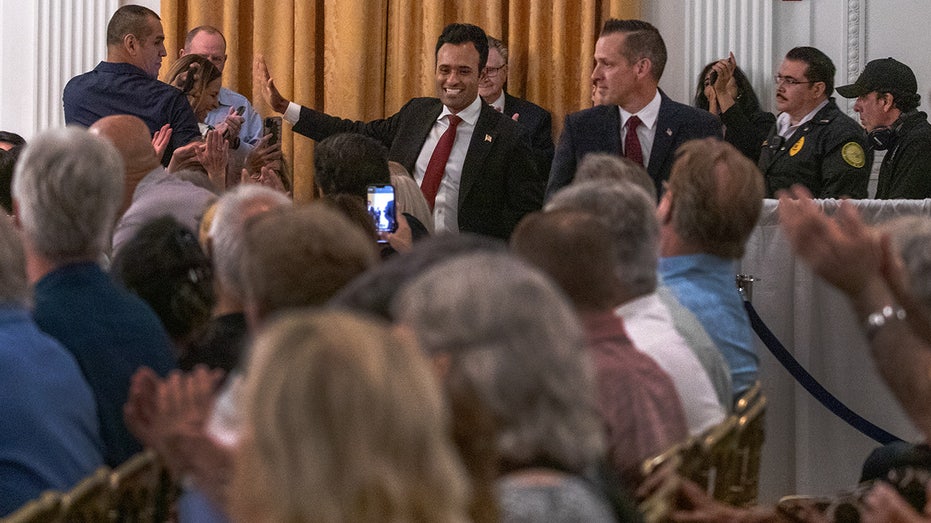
[658,253,758,397]
[413,95,483,234]
[63,61,201,165]
[619,90,662,168]
[205,87,264,145]
[615,291,726,435]
[777,99,829,138]
[0,306,104,515]
[488,92,506,113]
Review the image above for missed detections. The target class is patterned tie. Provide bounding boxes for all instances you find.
[421,114,462,210]
[624,115,644,166]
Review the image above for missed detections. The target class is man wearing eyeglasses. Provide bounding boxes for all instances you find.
[545,19,722,201]
[758,46,871,198]
[480,36,554,179]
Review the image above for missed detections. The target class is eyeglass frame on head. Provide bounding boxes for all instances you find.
[484,64,507,77]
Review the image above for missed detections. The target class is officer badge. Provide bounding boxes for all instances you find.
[841,142,866,168]
[789,136,804,156]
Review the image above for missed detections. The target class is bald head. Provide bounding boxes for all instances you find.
[89,115,160,215]
[90,115,159,173]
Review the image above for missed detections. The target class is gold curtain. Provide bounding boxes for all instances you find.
[161,0,640,202]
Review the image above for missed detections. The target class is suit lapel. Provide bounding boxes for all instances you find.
[401,101,443,172]
[649,94,675,182]
[460,104,498,207]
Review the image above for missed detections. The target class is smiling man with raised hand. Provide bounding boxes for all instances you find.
[757,46,871,199]
[63,4,201,165]
[256,23,542,239]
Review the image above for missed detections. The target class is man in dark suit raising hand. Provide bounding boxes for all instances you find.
[256,24,542,240]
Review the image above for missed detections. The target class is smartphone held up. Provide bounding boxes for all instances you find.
[367,184,397,243]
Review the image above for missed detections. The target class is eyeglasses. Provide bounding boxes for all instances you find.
[484,64,507,77]
[774,74,816,87]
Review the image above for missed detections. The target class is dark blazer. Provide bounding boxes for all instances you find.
[546,90,722,200]
[504,92,555,179]
[293,97,543,239]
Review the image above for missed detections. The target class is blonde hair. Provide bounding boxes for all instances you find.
[389,162,435,234]
[232,310,470,523]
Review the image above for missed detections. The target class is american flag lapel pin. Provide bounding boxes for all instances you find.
[666,128,672,136]
[485,134,493,142]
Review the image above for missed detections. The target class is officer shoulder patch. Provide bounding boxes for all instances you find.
[841,142,866,168]
[789,136,804,156]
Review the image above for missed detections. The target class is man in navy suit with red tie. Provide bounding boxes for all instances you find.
[546,19,721,200]
[256,24,542,240]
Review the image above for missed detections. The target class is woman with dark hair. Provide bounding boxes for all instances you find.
[694,53,775,162]
[111,216,215,351]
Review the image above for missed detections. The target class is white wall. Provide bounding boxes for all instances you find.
[0,0,158,140]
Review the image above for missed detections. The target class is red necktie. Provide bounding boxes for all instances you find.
[624,115,644,166]
[421,114,462,210]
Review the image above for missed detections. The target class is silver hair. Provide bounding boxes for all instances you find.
[0,213,28,305]
[208,184,291,300]
[575,152,657,202]
[546,180,658,296]
[393,252,605,472]
[12,127,123,262]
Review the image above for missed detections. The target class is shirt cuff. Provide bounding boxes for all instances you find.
[284,102,301,125]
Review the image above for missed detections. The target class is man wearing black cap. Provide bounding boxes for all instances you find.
[758,46,871,198]
[837,58,931,199]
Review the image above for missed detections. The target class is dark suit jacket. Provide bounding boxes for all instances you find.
[292,97,542,239]
[546,91,722,200]
[504,92,555,179]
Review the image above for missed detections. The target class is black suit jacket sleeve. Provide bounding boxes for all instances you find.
[459,104,544,238]
[505,93,555,180]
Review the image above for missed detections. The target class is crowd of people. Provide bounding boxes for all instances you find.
[4,3,931,522]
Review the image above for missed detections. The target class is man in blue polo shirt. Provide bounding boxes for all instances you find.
[63,4,200,165]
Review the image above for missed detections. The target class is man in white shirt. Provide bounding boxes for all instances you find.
[546,19,721,200]
[256,23,542,239]
[180,26,263,146]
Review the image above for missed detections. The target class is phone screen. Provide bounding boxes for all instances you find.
[264,116,282,146]
[367,184,397,238]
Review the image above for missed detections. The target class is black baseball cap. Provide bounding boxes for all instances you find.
[837,57,917,98]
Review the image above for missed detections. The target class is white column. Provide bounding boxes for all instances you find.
[0,0,120,139]
[684,0,774,112]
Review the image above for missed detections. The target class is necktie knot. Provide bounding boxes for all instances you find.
[421,114,463,210]
[626,115,642,130]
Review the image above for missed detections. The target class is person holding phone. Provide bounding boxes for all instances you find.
[694,52,775,162]
[179,26,264,146]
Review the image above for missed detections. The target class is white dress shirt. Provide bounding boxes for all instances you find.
[413,95,483,234]
[615,291,726,435]
[619,90,662,169]
[776,99,829,139]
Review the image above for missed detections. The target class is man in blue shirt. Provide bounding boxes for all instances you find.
[63,4,200,165]
[0,202,104,517]
[12,126,175,467]
[180,26,263,146]
[657,138,765,398]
